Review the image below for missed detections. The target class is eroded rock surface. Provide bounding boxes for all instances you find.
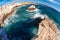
[0,2,33,26]
[32,16,58,40]
[0,2,58,40]
[27,5,36,12]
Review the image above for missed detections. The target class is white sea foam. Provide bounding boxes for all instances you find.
[33,8,45,19]
[2,19,9,27]
[34,8,39,12]
[2,13,18,27]
[33,13,45,19]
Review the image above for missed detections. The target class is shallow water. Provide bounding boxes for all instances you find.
[0,4,60,40]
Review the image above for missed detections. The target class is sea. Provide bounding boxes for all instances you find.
[0,4,60,40]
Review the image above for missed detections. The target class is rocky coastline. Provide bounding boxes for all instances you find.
[0,2,58,40]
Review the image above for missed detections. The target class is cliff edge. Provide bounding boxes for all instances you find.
[32,16,58,40]
[0,2,58,40]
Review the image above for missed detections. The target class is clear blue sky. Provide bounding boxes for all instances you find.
[0,0,60,12]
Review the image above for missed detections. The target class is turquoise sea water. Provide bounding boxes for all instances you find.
[0,4,60,40]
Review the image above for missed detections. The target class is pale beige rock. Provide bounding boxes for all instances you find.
[29,5,36,9]
[32,16,58,40]
[0,2,33,26]
[0,2,58,40]
[27,5,36,12]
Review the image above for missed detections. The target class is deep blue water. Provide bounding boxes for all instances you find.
[0,4,60,40]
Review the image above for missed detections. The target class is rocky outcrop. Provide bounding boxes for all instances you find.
[27,5,36,12]
[32,16,58,40]
[0,2,33,26]
[0,2,58,40]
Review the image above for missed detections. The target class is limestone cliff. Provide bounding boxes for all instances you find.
[0,2,33,26]
[0,2,58,40]
[32,16,58,40]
